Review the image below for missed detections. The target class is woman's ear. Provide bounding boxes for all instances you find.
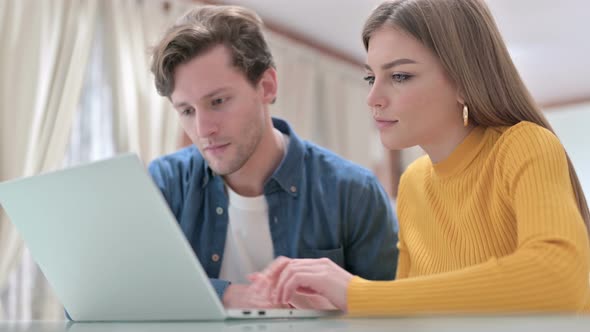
[456,89,465,105]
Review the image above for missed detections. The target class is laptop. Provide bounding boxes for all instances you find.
[65,318,350,332]
[0,154,340,321]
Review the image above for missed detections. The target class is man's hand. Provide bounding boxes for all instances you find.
[222,284,290,309]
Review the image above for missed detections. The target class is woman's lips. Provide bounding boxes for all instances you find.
[375,119,399,129]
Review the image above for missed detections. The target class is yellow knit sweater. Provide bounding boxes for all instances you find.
[348,121,590,315]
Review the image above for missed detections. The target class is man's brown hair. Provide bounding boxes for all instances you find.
[151,5,275,98]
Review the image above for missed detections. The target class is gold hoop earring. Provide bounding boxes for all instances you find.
[463,104,469,127]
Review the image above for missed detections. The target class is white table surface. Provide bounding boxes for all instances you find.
[1,315,589,332]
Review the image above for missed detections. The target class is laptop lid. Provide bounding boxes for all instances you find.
[0,154,227,321]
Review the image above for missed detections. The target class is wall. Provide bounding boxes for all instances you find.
[544,102,590,203]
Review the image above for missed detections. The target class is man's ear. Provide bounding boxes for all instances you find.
[258,67,278,104]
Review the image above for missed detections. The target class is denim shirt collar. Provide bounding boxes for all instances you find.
[201,118,304,197]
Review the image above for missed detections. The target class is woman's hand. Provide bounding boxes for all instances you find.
[249,256,354,311]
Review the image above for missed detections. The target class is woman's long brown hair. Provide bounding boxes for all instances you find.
[363,0,590,234]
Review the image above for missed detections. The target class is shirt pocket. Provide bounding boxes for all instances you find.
[300,247,345,268]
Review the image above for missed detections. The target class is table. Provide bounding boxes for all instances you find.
[1,315,589,332]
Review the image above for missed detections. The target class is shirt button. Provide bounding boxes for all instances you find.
[216,207,224,215]
[290,186,297,193]
[274,217,278,224]
[211,254,220,262]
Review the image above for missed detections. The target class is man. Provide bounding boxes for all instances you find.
[148,5,398,309]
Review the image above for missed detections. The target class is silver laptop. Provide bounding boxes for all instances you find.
[0,154,339,321]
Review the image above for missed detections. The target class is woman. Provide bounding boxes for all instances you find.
[250,0,590,315]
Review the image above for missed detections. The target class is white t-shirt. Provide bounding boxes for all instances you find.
[218,187,273,284]
[218,133,289,284]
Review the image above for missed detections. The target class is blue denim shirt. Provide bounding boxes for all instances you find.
[148,118,398,298]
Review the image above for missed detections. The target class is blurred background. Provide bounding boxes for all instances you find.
[0,0,588,320]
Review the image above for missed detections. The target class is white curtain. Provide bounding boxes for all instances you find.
[267,31,383,169]
[103,0,187,163]
[0,0,98,320]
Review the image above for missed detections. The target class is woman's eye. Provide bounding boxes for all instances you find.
[392,73,412,83]
[363,75,375,86]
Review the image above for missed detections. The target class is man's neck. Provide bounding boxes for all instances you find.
[223,120,286,197]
